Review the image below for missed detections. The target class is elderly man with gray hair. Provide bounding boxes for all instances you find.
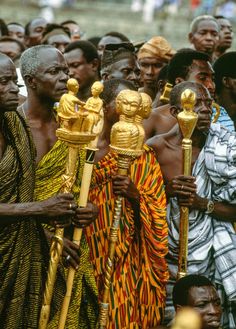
[188,15,220,61]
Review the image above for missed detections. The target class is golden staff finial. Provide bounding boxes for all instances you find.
[99,90,150,328]
[39,79,100,329]
[177,88,198,279]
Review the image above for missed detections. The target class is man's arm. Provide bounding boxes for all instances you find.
[0,193,76,226]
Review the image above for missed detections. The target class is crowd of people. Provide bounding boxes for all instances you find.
[0,11,235,329]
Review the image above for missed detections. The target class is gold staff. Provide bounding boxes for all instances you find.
[177,88,198,279]
[57,81,104,329]
[98,90,149,329]
[39,79,97,329]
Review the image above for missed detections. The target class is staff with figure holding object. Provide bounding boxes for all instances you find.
[58,81,104,329]
[39,78,98,329]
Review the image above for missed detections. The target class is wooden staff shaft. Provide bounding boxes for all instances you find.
[58,147,97,329]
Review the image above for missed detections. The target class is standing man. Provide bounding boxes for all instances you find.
[85,78,168,328]
[20,45,99,328]
[64,40,100,101]
[188,15,219,62]
[143,49,215,138]
[100,42,140,89]
[147,81,236,328]
[0,52,77,329]
[214,16,233,60]
[137,36,175,101]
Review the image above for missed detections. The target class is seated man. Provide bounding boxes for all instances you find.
[147,81,236,328]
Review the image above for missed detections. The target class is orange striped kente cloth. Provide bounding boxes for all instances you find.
[85,145,168,329]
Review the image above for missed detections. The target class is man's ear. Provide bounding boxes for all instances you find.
[175,77,185,85]
[101,72,109,81]
[222,76,232,89]
[170,105,180,118]
[175,304,182,313]
[91,58,100,72]
[188,32,193,44]
[157,79,166,93]
[24,75,36,89]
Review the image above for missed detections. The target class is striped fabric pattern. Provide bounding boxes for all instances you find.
[0,111,47,329]
[165,124,236,328]
[85,145,168,329]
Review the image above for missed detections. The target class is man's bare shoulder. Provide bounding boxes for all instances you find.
[147,124,179,153]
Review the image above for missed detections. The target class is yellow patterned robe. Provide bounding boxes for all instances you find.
[34,140,98,329]
[85,145,168,329]
[0,112,50,328]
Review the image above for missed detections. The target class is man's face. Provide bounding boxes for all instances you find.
[97,35,122,58]
[194,85,213,133]
[33,48,69,102]
[189,20,219,56]
[187,60,215,98]
[26,18,47,47]
[62,23,82,41]
[65,48,97,90]
[47,34,71,54]
[0,41,21,60]
[187,286,222,329]
[139,57,165,87]
[0,58,19,112]
[8,24,25,43]
[108,56,140,89]
[216,18,233,51]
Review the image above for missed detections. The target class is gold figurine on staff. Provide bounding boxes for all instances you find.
[39,78,99,329]
[177,88,198,279]
[99,90,150,329]
[57,81,104,329]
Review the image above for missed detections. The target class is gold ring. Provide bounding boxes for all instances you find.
[69,203,73,210]
[181,185,184,190]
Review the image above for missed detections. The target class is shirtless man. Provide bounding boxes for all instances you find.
[143,49,215,138]
[147,81,236,328]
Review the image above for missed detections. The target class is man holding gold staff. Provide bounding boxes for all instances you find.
[0,53,79,329]
[147,81,236,328]
[19,45,99,328]
[84,78,168,329]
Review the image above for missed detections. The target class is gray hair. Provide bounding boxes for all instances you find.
[20,45,54,80]
[190,15,219,34]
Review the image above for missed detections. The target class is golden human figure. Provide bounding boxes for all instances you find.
[75,81,104,133]
[135,92,152,150]
[57,78,85,130]
[110,90,141,150]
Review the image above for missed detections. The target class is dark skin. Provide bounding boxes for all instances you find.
[215,75,236,130]
[64,48,100,101]
[143,59,215,139]
[25,18,47,47]
[182,286,222,329]
[138,57,166,101]
[147,84,236,222]
[95,83,140,213]
[22,48,98,268]
[102,55,141,90]
[214,18,233,59]
[189,20,219,60]
[0,55,77,226]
